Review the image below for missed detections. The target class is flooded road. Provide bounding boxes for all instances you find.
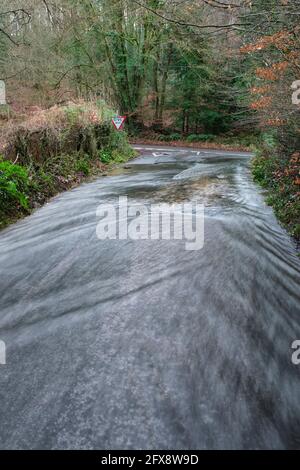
[0,145,300,449]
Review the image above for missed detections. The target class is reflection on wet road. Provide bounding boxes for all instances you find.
[0,145,300,449]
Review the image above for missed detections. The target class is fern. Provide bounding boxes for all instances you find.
[0,158,30,212]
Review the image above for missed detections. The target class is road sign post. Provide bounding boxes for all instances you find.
[0,81,6,105]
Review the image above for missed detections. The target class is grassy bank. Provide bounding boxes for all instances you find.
[252,149,300,241]
[0,102,134,230]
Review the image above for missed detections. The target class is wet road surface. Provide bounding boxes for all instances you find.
[0,145,300,449]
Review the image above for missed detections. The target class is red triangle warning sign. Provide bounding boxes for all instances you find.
[112,116,126,130]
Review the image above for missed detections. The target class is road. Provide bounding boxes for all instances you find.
[0,145,300,449]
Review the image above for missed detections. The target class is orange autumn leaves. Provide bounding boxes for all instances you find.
[249,96,272,110]
[240,31,293,54]
[241,30,299,128]
[271,153,300,194]
[255,62,289,81]
[252,61,292,120]
[289,153,300,186]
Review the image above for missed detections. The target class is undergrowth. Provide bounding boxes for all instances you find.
[252,145,300,240]
[0,101,134,230]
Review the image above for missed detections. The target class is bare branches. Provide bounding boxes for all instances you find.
[201,0,241,9]
[54,64,95,88]
[132,0,251,31]
[0,9,30,19]
[0,7,31,45]
[0,27,20,46]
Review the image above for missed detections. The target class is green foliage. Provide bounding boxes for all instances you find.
[252,152,277,188]
[99,149,112,164]
[0,158,29,213]
[106,130,135,160]
[32,169,55,194]
[75,156,90,176]
[197,109,229,135]
[169,45,214,132]
[169,133,181,141]
[292,225,300,239]
[252,152,300,240]
[157,133,182,142]
[145,132,255,149]
[64,105,85,125]
[99,142,133,164]
[261,132,278,150]
[157,134,169,141]
[187,134,215,143]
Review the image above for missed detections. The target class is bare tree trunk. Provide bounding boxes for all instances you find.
[158,43,173,125]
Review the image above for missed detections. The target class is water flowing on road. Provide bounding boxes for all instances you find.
[0,145,300,449]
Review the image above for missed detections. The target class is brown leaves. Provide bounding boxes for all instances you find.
[250,96,272,110]
[263,118,286,127]
[290,152,300,163]
[280,153,300,186]
[240,31,293,54]
[250,86,271,95]
[255,62,289,81]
